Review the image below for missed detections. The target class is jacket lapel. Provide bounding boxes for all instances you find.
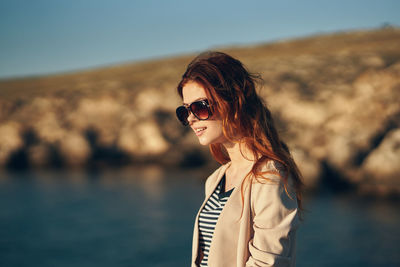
[191,163,231,266]
[207,165,254,266]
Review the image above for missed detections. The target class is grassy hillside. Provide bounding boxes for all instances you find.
[1,28,399,100]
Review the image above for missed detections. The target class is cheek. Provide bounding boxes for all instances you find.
[208,120,223,131]
[216,122,224,134]
[208,121,225,139]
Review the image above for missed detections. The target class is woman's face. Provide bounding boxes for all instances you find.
[182,81,228,146]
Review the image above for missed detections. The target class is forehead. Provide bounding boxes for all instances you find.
[182,81,207,104]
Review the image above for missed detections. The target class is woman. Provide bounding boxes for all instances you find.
[175,51,303,267]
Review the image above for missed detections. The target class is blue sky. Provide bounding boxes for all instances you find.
[0,0,399,79]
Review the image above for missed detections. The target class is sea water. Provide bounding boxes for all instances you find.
[0,168,398,267]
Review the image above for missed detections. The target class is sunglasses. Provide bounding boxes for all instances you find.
[176,99,212,126]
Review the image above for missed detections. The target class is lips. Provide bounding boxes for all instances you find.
[193,127,207,136]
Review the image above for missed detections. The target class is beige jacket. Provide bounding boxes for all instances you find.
[191,161,299,267]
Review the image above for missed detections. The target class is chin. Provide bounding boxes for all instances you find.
[198,137,211,146]
[197,134,227,146]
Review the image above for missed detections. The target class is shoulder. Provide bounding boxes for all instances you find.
[250,160,298,226]
[251,160,294,192]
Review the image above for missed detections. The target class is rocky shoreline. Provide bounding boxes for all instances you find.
[1,28,399,196]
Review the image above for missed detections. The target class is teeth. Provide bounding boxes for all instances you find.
[195,127,206,132]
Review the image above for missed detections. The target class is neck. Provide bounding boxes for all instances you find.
[222,141,257,173]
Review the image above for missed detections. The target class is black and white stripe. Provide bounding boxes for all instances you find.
[198,175,233,267]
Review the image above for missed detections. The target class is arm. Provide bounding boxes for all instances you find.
[246,180,299,267]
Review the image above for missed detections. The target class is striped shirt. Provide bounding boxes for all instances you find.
[198,174,234,267]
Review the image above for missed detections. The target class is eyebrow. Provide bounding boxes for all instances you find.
[183,97,207,105]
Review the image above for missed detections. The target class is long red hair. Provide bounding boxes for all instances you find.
[177,51,304,213]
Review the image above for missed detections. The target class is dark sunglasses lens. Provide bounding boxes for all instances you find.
[191,101,210,119]
[176,106,189,125]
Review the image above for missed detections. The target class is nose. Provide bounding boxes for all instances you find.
[186,110,198,125]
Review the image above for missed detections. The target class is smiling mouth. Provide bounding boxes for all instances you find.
[194,127,206,135]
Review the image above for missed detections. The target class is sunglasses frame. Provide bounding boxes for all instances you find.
[176,99,212,126]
